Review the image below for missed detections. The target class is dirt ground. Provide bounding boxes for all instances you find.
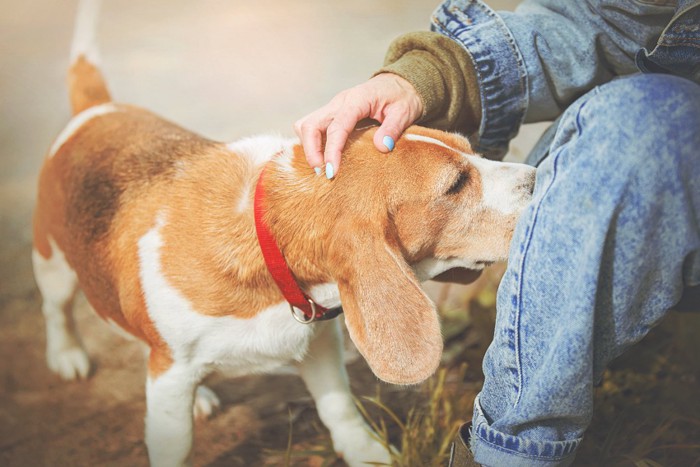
[2,1,698,466]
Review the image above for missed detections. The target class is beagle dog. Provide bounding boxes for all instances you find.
[32,1,535,465]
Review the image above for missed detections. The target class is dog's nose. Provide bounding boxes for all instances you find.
[527,176,535,195]
[520,168,536,196]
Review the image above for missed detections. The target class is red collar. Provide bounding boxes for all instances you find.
[253,164,342,323]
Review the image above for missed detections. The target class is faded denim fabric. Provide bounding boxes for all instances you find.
[430,1,700,465]
[637,0,700,83]
[430,0,698,158]
[475,74,700,466]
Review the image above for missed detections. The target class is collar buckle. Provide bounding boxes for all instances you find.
[290,299,318,324]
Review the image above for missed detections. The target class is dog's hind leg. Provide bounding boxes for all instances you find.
[298,320,393,467]
[32,241,90,380]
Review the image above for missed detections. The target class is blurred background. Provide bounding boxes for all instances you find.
[1,1,697,466]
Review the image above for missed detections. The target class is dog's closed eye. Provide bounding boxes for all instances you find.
[445,171,468,196]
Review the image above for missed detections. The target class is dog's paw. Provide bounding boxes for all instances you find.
[333,424,394,467]
[193,385,221,420]
[47,346,91,380]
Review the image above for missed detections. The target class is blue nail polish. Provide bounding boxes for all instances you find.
[325,162,334,179]
[383,135,395,151]
[314,166,322,176]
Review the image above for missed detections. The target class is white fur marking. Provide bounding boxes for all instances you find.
[274,148,297,174]
[137,212,318,375]
[404,133,456,151]
[32,238,91,380]
[49,102,119,158]
[145,371,196,466]
[226,134,297,167]
[468,156,534,216]
[70,0,103,64]
[236,182,251,213]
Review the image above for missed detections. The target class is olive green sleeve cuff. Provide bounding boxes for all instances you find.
[374,31,482,136]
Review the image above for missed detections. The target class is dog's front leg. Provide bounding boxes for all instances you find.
[299,320,393,467]
[145,360,200,467]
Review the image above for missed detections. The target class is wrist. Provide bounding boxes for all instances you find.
[374,53,441,124]
[376,31,482,135]
[385,73,423,123]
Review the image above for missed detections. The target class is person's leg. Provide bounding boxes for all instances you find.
[470,73,700,467]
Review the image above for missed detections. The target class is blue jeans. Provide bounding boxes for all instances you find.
[470,73,700,466]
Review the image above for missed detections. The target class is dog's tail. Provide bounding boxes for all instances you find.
[68,0,111,115]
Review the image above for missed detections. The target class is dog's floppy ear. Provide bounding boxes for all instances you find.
[331,224,443,385]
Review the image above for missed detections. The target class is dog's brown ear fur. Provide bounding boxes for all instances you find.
[330,222,443,385]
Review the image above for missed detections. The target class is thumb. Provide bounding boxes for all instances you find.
[373,108,413,153]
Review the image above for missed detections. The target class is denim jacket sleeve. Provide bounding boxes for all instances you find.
[431,0,676,158]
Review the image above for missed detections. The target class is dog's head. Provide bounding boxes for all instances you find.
[272,125,534,384]
[306,125,535,385]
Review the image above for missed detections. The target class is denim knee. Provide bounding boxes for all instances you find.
[472,74,700,467]
[570,73,700,180]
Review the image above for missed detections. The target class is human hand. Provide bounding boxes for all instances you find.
[294,73,423,179]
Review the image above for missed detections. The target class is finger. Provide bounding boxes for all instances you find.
[296,118,326,171]
[373,106,413,153]
[323,119,356,179]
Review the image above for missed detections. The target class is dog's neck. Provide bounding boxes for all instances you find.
[255,132,388,287]
[258,146,343,288]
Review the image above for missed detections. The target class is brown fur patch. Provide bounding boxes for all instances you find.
[68,56,111,115]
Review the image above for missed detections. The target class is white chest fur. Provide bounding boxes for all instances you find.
[137,213,320,376]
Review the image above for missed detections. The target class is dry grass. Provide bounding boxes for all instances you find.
[356,365,473,466]
[276,271,700,466]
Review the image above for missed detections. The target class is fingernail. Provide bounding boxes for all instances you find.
[314,166,322,176]
[325,162,334,179]
[383,135,395,152]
